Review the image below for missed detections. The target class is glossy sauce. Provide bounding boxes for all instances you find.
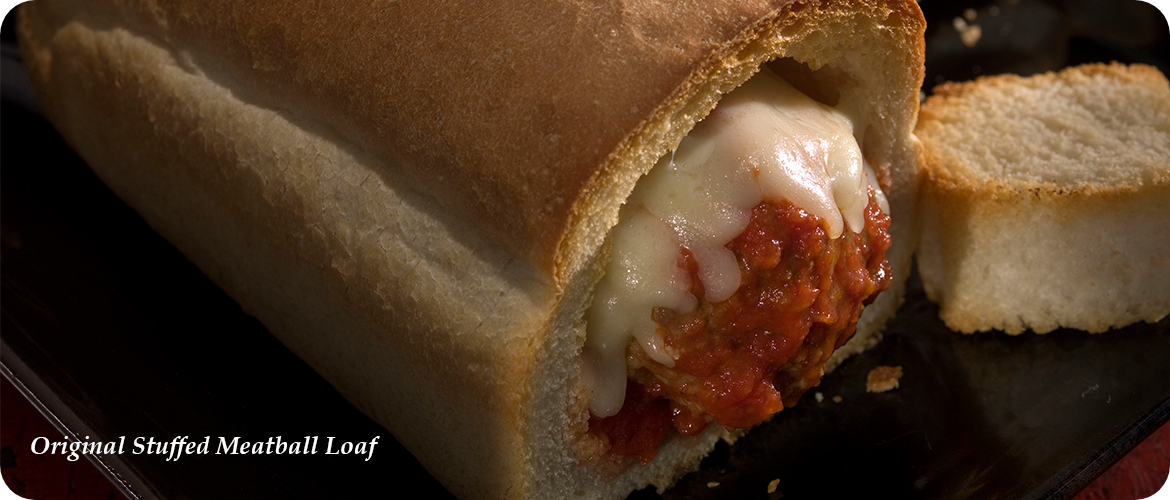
[588,193,891,462]
[582,69,877,418]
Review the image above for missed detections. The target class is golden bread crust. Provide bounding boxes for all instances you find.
[52,0,923,285]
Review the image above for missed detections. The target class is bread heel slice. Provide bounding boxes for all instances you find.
[915,63,1170,334]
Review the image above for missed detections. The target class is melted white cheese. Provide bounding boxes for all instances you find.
[583,69,883,418]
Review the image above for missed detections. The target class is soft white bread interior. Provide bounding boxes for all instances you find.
[915,63,1170,334]
[18,0,924,498]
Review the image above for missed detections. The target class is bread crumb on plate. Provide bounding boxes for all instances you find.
[867,365,904,393]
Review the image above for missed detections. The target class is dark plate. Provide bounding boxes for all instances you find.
[2,1,1169,499]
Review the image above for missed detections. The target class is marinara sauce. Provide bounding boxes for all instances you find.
[588,192,891,463]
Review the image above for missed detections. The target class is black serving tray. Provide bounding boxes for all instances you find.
[2,1,1169,499]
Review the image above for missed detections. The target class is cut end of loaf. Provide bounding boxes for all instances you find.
[915,63,1170,335]
[919,62,1170,191]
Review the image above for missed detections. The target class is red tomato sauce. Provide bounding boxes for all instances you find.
[588,193,891,463]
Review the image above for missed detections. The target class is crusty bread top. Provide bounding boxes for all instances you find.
[917,63,1170,197]
[63,0,924,285]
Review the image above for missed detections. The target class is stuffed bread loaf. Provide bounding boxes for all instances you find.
[17,0,925,498]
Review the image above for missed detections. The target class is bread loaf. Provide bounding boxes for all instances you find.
[17,0,925,498]
[915,63,1170,334]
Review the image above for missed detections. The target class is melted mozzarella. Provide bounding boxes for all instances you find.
[583,69,883,418]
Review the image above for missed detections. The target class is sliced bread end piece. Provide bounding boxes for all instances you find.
[915,62,1170,334]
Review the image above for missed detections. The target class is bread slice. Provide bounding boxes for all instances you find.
[915,63,1170,334]
[17,0,925,498]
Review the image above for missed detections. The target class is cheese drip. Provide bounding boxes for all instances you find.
[582,69,884,418]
